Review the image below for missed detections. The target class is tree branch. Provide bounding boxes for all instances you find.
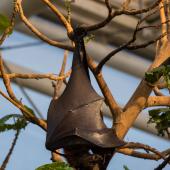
[15,0,73,51]
[155,155,170,170]
[41,0,73,36]
[0,130,20,170]
[153,86,164,96]
[0,54,18,102]
[159,0,168,42]
[117,148,170,161]
[114,39,170,139]
[83,0,161,32]
[146,96,170,107]
[0,89,47,130]
[96,10,168,72]
[87,56,122,125]
[122,142,166,160]
[1,71,71,81]
[53,51,68,99]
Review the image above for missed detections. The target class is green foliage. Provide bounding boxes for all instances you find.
[0,114,27,132]
[145,65,170,136]
[145,65,165,84]
[84,34,95,44]
[35,161,73,170]
[123,165,130,170]
[148,108,170,136]
[145,65,170,87]
[0,14,11,35]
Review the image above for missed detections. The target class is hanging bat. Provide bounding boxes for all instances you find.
[46,28,125,151]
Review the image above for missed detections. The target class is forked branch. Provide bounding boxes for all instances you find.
[14,0,73,51]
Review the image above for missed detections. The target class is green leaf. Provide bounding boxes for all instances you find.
[84,34,95,44]
[35,162,73,170]
[24,105,35,116]
[0,14,11,35]
[145,66,165,84]
[148,108,170,136]
[145,65,170,89]
[123,165,130,170]
[0,114,27,132]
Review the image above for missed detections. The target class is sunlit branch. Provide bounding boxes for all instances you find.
[15,0,73,51]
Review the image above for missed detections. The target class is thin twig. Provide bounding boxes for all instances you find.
[153,86,164,96]
[122,142,166,160]
[83,0,161,32]
[96,8,168,72]
[87,56,122,125]
[53,51,68,99]
[41,0,73,36]
[0,89,47,130]
[14,0,73,51]
[122,0,132,10]
[4,62,44,119]
[0,130,20,170]
[154,155,170,170]
[127,32,168,50]
[117,148,170,161]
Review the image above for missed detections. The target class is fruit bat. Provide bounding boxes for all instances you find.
[46,29,125,151]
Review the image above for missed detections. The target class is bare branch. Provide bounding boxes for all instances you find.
[157,82,167,89]
[105,0,112,13]
[41,0,73,36]
[127,32,168,50]
[122,142,166,160]
[146,96,170,108]
[83,0,161,32]
[87,56,122,125]
[153,86,164,96]
[15,0,73,51]
[115,41,170,139]
[155,155,170,170]
[2,71,71,81]
[96,10,169,72]
[122,0,132,10]
[0,54,18,102]
[53,51,68,99]
[96,40,133,72]
[159,0,168,42]
[166,0,170,36]
[122,0,161,15]
[117,148,170,161]
[0,130,20,170]
[0,89,47,130]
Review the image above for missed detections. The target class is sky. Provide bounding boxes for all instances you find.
[0,31,169,170]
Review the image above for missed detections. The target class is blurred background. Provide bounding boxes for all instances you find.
[0,0,169,170]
